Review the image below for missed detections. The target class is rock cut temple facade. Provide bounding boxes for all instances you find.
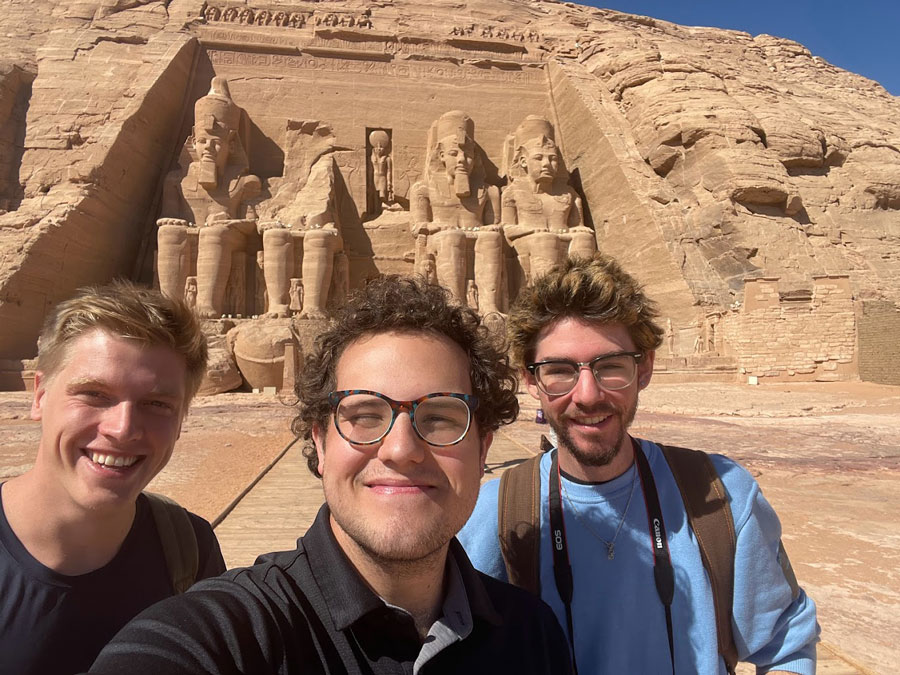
[1,0,899,390]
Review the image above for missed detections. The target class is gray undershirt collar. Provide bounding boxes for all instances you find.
[381,555,473,675]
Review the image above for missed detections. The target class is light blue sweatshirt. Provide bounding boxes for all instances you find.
[458,439,820,674]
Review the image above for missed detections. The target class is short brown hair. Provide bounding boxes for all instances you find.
[509,253,664,367]
[293,276,519,477]
[37,280,208,406]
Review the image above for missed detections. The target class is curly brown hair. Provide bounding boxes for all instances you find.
[293,276,520,477]
[509,253,664,368]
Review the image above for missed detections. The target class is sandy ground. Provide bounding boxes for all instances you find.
[1,380,898,674]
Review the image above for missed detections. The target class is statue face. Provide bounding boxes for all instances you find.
[192,128,231,171]
[520,140,559,186]
[438,138,474,180]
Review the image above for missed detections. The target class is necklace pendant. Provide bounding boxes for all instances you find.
[606,543,615,560]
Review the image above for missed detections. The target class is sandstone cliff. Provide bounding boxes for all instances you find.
[1,0,898,385]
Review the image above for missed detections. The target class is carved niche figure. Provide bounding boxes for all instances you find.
[289,278,303,314]
[501,115,595,285]
[184,276,197,308]
[410,111,503,312]
[466,280,479,311]
[157,77,262,318]
[368,129,393,215]
[665,318,675,356]
[255,251,267,314]
[257,120,344,320]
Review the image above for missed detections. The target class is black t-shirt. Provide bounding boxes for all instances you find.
[0,488,226,675]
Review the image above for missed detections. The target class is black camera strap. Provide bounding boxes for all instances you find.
[548,439,677,674]
[548,448,578,675]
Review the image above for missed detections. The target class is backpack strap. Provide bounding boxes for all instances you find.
[145,492,200,594]
[659,445,738,675]
[497,452,543,595]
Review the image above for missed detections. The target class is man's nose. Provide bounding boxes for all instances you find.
[99,402,142,442]
[570,366,607,405]
[376,413,425,465]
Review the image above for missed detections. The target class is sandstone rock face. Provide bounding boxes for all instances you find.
[1,0,898,386]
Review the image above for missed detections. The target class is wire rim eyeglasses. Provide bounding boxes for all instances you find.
[526,351,644,396]
[327,390,480,447]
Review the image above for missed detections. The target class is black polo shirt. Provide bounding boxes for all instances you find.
[89,505,572,674]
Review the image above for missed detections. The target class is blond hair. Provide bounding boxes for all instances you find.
[509,253,664,367]
[37,281,208,406]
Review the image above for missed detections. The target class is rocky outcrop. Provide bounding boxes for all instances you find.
[0,0,898,385]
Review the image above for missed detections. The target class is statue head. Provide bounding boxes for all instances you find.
[369,129,390,158]
[432,111,476,198]
[513,116,560,190]
[191,77,242,188]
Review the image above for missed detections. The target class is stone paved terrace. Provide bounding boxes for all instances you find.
[2,381,898,674]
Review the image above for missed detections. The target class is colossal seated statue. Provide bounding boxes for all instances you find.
[257,120,343,320]
[157,77,261,318]
[501,116,595,284]
[410,111,503,313]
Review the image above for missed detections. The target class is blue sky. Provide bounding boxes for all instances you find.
[583,2,899,96]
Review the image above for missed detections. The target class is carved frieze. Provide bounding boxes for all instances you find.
[203,5,373,30]
[449,24,541,43]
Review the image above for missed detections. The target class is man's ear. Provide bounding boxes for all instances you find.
[638,350,656,390]
[312,423,327,477]
[30,371,46,422]
[522,367,542,401]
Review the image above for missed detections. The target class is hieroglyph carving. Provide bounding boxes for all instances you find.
[206,50,544,84]
[410,111,504,312]
[501,116,596,285]
[157,77,262,319]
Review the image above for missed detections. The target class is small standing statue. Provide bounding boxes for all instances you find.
[466,280,479,312]
[289,278,303,314]
[184,276,198,309]
[666,318,675,356]
[368,130,393,215]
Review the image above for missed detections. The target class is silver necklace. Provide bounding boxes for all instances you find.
[560,465,637,560]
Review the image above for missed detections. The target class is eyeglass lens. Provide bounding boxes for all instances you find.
[334,393,472,445]
[536,354,637,395]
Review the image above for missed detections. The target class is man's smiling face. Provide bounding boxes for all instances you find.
[313,331,491,565]
[524,317,654,482]
[31,329,187,515]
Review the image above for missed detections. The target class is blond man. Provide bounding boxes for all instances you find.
[0,282,225,675]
